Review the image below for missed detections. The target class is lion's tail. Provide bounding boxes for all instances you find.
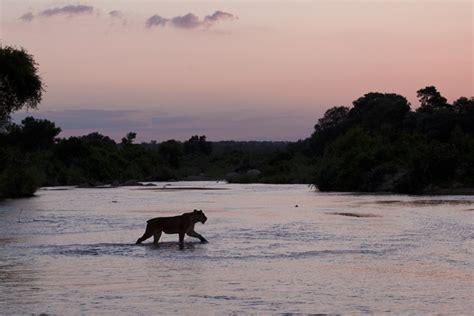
[136,222,154,244]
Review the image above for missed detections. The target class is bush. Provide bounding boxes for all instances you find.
[0,163,43,198]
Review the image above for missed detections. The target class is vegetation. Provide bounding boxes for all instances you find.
[0,45,45,198]
[0,45,473,198]
[307,88,474,194]
[0,120,296,192]
[0,46,43,126]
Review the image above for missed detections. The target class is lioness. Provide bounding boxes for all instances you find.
[136,209,208,248]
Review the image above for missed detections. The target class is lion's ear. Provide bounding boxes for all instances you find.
[193,209,198,212]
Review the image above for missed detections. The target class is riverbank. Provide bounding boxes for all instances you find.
[36,180,474,197]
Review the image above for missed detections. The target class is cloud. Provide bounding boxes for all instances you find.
[39,4,94,18]
[19,7,236,29]
[171,13,201,29]
[146,15,169,28]
[19,12,35,22]
[151,115,195,125]
[13,108,317,141]
[146,11,237,29]
[13,109,142,130]
[109,10,127,25]
[204,11,237,24]
[108,10,123,19]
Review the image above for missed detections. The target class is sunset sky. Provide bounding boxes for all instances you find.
[1,1,472,141]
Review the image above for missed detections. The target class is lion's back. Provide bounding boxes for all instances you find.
[147,214,191,233]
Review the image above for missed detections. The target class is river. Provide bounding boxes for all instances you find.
[0,182,473,314]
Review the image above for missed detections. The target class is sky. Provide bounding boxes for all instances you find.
[1,0,472,141]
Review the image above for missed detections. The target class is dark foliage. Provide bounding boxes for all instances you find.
[1,123,300,197]
[310,87,474,194]
[0,46,44,125]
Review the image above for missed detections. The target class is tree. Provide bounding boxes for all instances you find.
[184,135,212,155]
[8,117,61,151]
[83,132,116,148]
[315,128,383,192]
[350,92,411,130]
[453,96,474,114]
[416,86,449,113]
[453,97,474,133]
[309,106,350,155]
[0,47,45,199]
[159,140,183,168]
[121,132,137,146]
[314,106,350,133]
[415,87,457,140]
[0,46,44,125]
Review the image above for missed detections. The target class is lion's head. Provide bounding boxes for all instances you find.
[193,209,207,224]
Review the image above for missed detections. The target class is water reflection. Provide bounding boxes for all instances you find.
[0,182,473,314]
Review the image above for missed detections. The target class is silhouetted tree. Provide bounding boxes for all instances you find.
[453,97,474,133]
[7,117,61,151]
[0,46,45,198]
[121,132,137,146]
[350,92,411,130]
[416,86,450,113]
[159,140,183,168]
[83,132,116,148]
[55,137,90,164]
[314,106,350,132]
[309,87,473,193]
[414,88,456,140]
[0,117,58,198]
[453,96,474,113]
[0,46,44,125]
[184,135,212,155]
[309,106,350,155]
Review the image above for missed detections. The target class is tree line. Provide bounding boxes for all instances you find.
[0,117,299,198]
[1,45,473,198]
[303,88,474,193]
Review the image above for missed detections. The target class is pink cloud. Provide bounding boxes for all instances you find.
[146,11,237,29]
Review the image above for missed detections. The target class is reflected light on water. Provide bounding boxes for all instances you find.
[0,182,473,314]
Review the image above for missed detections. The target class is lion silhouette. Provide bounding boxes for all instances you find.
[136,209,208,248]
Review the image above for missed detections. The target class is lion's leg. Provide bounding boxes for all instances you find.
[136,224,154,244]
[178,232,185,249]
[186,230,207,243]
[153,230,162,244]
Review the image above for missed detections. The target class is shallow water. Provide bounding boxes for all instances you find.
[0,182,473,314]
